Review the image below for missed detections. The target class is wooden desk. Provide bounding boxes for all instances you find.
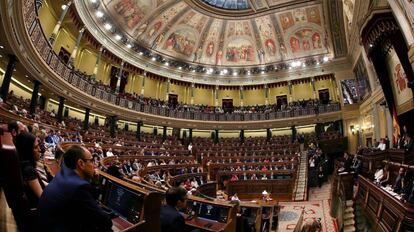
[112,217,133,232]
[356,175,414,231]
[182,213,228,232]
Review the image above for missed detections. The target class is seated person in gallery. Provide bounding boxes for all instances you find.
[404,135,413,152]
[376,138,386,151]
[351,155,362,175]
[338,152,352,173]
[393,167,406,194]
[374,165,390,186]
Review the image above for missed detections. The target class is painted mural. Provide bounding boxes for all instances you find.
[225,38,255,64]
[386,48,413,106]
[104,0,154,30]
[100,2,330,66]
[163,29,197,57]
[255,16,280,62]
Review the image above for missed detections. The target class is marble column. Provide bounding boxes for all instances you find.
[140,73,146,96]
[239,86,244,107]
[136,121,142,141]
[0,55,18,99]
[214,85,219,106]
[165,78,171,101]
[49,1,72,45]
[83,108,90,130]
[29,80,41,115]
[116,61,124,93]
[92,46,104,80]
[57,96,65,122]
[264,84,269,105]
[68,27,86,68]
[190,82,195,104]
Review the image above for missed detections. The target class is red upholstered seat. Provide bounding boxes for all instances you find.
[0,123,8,134]
[0,132,32,231]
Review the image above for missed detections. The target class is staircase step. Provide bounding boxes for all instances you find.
[344,219,355,226]
[343,226,356,232]
[345,207,354,213]
[343,212,354,220]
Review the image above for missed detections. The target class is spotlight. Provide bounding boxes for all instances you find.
[61,4,67,10]
[96,11,104,18]
[115,34,122,41]
[323,56,329,62]
[104,23,112,30]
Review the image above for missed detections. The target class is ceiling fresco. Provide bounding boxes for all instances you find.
[99,0,330,67]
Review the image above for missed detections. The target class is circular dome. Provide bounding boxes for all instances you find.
[76,0,333,84]
[200,0,250,10]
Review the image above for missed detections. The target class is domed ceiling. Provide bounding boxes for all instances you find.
[75,0,345,84]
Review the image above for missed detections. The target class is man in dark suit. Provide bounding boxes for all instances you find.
[393,167,406,194]
[160,187,188,232]
[37,145,113,232]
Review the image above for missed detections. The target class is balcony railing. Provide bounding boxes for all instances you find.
[22,0,341,122]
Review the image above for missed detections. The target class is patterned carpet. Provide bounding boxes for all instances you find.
[277,178,338,232]
[277,200,337,232]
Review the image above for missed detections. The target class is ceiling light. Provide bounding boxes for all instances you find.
[90,0,97,3]
[316,62,320,65]
[323,56,329,62]
[104,23,112,30]
[369,44,373,48]
[302,64,306,68]
[178,66,182,70]
[126,44,132,48]
[223,69,228,74]
[0,45,4,49]
[61,4,67,10]
[139,52,143,55]
[96,11,104,18]
[25,75,28,77]
[247,71,251,75]
[0,55,2,58]
[289,67,292,70]
[165,62,169,66]
[192,69,196,72]
[115,34,122,41]
[261,71,265,74]
[233,72,238,76]
[151,57,156,61]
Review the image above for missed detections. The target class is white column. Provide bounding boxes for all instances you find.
[69,27,86,68]
[239,86,244,107]
[165,79,171,101]
[140,73,146,96]
[49,1,72,45]
[92,46,104,79]
[190,82,195,104]
[215,85,219,106]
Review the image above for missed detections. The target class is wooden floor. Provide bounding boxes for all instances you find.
[0,189,18,232]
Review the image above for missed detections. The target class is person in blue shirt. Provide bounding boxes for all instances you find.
[37,145,112,232]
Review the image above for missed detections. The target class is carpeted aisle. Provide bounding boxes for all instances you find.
[277,178,338,232]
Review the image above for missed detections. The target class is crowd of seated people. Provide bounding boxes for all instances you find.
[372,163,414,205]
[66,69,339,115]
